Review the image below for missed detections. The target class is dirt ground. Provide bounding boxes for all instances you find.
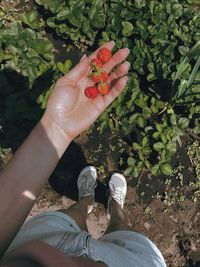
[24,130,200,267]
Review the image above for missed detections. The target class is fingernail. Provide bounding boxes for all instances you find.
[110,41,115,45]
[122,76,128,83]
[125,48,130,54]
[80,54,87,61]
[126,61,131,68]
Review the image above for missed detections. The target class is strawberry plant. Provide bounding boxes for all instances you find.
[34,0,107,51]
[0,10,72,150]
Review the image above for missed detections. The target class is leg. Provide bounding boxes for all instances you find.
[59,166,97,232]
[59,196,93,232]
[105,200,132,234]
[105,173,132,234]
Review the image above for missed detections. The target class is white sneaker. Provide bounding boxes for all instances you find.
[77,166,97,214]
[107,173,127,219]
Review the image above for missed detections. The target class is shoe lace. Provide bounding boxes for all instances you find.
[111,185,124,204]
[80,173,96,196]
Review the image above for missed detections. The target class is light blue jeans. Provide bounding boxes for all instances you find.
[5,211,167,267]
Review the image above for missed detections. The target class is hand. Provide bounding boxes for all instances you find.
[42,41,130,140]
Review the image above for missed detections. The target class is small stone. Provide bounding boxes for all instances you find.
[144,222,151,230]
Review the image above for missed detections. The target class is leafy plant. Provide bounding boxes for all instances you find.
[34,0,107,50]
[0,13,72,150]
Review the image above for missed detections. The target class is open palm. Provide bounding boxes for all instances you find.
[44,42,130,140]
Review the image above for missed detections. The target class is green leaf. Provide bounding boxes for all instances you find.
[178,117,189,129]
[144,160,151,169]
[47,17,56,28]
[88,6,105,28]
[122,21,134,37]
[187,54,200,89]
[138,151,144,161]
[155,100,165,109]
[142,136,148,147]
[137,115,145,128]
[161,134,167,144]
[64,59,72,72]
[33,39,54,54]
[153,131,160,139]
[133,142,141,151]
[21,11,40,29]
[153,142,165,151]
[143,147,151,155]
[134,0,146,9]
[124,166,134,176]
[172,4,183,18]
[108,118,115,130]
[161,149,171,162]
[134,98,147,108]
[127,157,136,167]
[132,167,140,178]
[0,48,4,62]
[57,62,64,73]
[166,142,177,153]
[116,105,122,116]
[156,124,163,132]
[147,73,156,81]
[149,1,155,14]
[56,59,72,74]
[178,46,189,56]
[99,121,107,131]
[68,9,83,27]
[129,113,139,124]
[161,163,173,175]
[56,9,70,20]
[170,114,177,125]
[151,164,160,175]
[43,53,54,61]
[30,56,42,65]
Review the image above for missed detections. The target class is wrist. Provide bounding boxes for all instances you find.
[40,114,72,157]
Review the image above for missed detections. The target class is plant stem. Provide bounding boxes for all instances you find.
[187,130,200,141]
[157,106,168,115]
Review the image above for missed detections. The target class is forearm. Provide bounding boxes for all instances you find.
[0,116,71,257]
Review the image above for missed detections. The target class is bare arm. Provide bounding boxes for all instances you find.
[0,119,71,257]
[0,41,130,257]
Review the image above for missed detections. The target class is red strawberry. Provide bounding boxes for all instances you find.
[84,86,99,99]
[90,58,103,68]
[91,73,101,83]
[97,48,112,63]
[97,83,110,95]
[91,70,108,83]
[100,71,109,82]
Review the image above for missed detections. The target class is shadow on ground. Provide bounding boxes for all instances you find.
[0,68,54,151]
[48,141,108,206]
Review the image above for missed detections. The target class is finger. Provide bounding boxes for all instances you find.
[103,48,130,74]
[63,56,90,82]
[88,41,115,61]
[103,76,128,108]
[80,54,87,61]
[108,61,130,83]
